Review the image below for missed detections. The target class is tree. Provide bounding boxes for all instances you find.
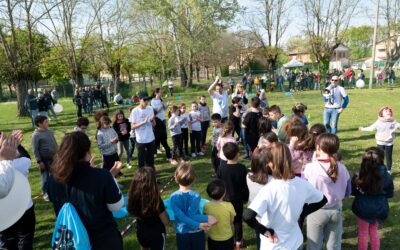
[0,0,51,115]
[134,0,239,87]
[245,0,292,72]
[302,0,360,73]
[41,0,99,87]
[381,0,400,66]
[342,26,373,60]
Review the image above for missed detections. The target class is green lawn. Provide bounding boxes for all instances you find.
[0,84,399,249]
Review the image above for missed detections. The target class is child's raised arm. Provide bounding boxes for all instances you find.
[359,120,378,132]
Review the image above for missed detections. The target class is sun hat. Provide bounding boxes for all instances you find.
[0,162,31,231]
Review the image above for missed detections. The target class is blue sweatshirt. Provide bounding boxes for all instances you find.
[170,190,208,234]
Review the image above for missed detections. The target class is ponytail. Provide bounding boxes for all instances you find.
[221,121,234,137]
[326,156,338,182]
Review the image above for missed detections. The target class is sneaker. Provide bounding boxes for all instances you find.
[191,153,197,157]
[170,159,178,165]
[197,152,205,156]
[126,163,132,169]
[157,149,162,154]
[43,193,50,202]
[235,241,242,249]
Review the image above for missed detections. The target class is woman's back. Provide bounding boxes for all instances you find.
[48,162,122,248]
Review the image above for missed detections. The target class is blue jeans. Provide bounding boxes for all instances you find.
[324,108,340,134]
[30,109,38,127]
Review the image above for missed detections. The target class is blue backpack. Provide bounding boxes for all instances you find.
[51,203,91,250]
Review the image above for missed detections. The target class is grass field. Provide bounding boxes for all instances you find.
[0,83,399,249]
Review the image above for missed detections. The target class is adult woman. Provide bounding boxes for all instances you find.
[48,132,123,250]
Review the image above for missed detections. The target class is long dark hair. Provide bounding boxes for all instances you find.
[127,167,161,218]
[51,132,91,183]
[113,109,126,124]
[258,117,272,136]
[316,133,340,182]
[356,147,384,194]
[297,123,326,151]
[250,148,272,184]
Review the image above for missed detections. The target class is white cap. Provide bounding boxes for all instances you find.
[0,161,31,231]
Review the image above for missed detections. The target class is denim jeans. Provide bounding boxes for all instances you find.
[324,108,340,134]
[30,109,38,127]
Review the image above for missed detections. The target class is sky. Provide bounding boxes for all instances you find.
[234,0,379,44]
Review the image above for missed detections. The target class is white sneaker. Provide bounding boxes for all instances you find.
[197,152,205,156]
[127,163,132,169]
[157,149,162,154]
[191,153,197,157]
[43,193,50,202]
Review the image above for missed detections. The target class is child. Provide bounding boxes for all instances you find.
[217,142,249,249]
[168,106,185,165]
[216,121,236,167]
[352,147,393,250]
[256,132,278,152]
[291,103,309,125]
[243,142,327,250]
[113,109,132,168]
[246,148,273,250]
[97,116,120,171]
[170,163,217,250]
[242,96,262,152]
[211,113,223,173]
[127,167,169,250]
[153,109,172,161]
[199,95,211,151]
[73,117,89,133]
[268,105,289,142]
[229,97,242,141]
[189,102,204,157]
[31,115,58,200]
[303,133,351,250]
[203,179,236,250]
[359,106,400,172]
[284,117,312,176]
[179,103,190,158]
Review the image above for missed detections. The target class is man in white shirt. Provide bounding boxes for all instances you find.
[129,92,156,168]
[208,76,230,122]
[323,75,349,134]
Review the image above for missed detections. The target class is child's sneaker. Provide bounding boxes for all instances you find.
[191,153,197,158]
[197,152,205,156]
[43,193,50,202]
[126,163,132,169]
[170,159,178,165]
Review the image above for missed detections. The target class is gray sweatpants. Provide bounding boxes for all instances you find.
[306,204,342,250]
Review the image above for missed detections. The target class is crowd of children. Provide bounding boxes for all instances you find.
[0,76,397,250]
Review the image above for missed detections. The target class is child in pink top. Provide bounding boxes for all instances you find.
[216,121,236,165]
[303,133,351,250]
[285,119,326,176]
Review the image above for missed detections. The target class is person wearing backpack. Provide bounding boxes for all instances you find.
[48,132,124,250]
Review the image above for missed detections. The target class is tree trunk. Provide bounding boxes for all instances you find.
[179,63,188,87]
[196,64,200,82]
[15,80,29,116]
[63,84,66,98]
[187,49,193,87]
[72,69,84,87]
[8,84,13,98]
[205,66,209,80]
[0,82,3,99]
[113,61,121,93]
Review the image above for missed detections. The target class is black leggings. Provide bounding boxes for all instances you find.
[2,205,36,250]
[190,130,202,154]
[102,153,119,171]
[200,121,210,146]
[172,134,183,160]
[231,117,241,138]
[377,144,393,171]
[208,237,234,250]
[211,147,220,173]
[155,122,172,159]
[181,128,189,156]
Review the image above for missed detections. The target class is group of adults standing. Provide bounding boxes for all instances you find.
[73,84,111,117]
[25,88,59,127]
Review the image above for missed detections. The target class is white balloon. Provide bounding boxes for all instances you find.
[356,79,365,88]
[53,104,63,113]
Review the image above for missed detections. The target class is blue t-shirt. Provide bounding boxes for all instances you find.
[169,190,208,234]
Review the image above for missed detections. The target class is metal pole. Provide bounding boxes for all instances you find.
[369,0,380,89]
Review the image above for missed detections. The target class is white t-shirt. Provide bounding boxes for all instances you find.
[249,177,323,250]
[211,91,229,118]
[129,106,155,143]
[189,111,201,131]
[246,173,273,204]
[151,98,166,121]
[324,84,347,109]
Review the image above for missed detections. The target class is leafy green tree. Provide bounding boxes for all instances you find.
[342,26,373,60]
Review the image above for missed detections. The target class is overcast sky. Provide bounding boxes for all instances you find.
[234,0,379,43]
